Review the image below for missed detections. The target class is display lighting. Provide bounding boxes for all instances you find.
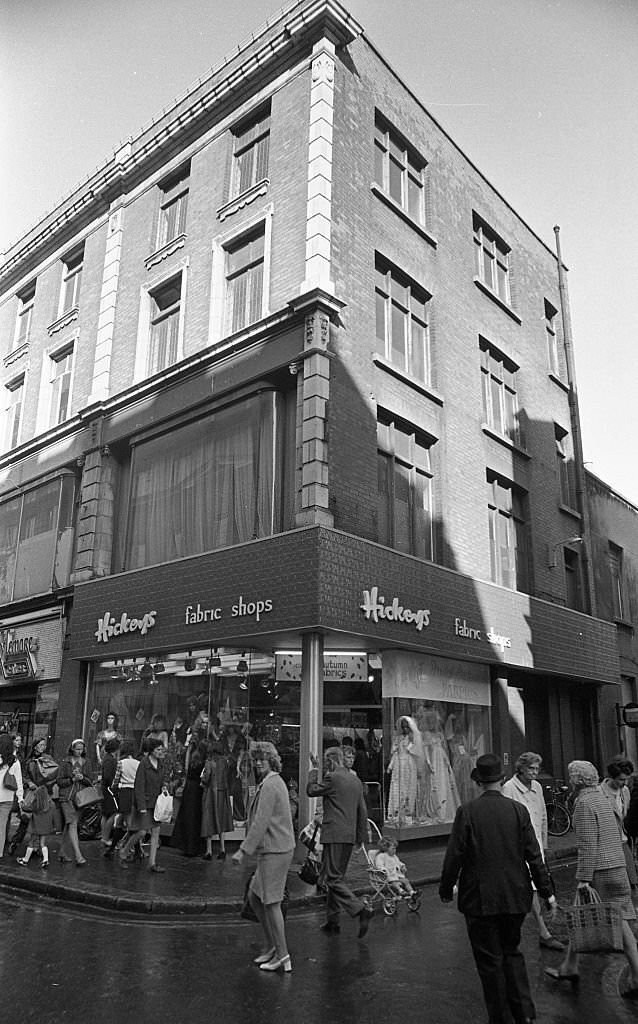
[210,649,222,671]
[184,651,196,672]
[236,652,248,673]
[139,658,154,683]
[126,661,141,683]
[154,658,165,674]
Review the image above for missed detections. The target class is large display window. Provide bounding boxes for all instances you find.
[381,651,492,837]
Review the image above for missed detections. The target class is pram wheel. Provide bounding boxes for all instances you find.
[361,895,374,912]
[382,897,397,916]
[407,892,422,913]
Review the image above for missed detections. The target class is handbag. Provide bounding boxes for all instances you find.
[74,784,102,810]
[21,788,37,813]
[298,822,321,886]
[154,790,174,823]
[36,754,59,781]
[564,885,624,953]
[3,768,18,792]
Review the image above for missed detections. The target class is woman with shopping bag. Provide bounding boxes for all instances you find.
[545,760,638,998]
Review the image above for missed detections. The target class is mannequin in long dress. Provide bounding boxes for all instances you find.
[417,707,460,823]
[386,716,424,823]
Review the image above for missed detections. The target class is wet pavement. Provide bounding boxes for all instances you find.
[1,859,637,1024]
[0,828,579,916]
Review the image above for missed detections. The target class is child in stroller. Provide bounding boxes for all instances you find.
[363,826,421,915]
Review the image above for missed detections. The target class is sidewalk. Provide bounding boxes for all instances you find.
[0,830,577,918]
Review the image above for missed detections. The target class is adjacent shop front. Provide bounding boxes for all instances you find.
[69,525,620,839]
[0,608,65,751]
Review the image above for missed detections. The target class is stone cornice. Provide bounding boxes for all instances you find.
[1,1,362,286]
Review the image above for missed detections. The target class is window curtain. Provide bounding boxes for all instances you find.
[126,393,279,569]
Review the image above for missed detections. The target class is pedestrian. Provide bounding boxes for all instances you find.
[232,741,295,973]
[0,733,23,856]
[9,737,57,857]
[172,738,206,857]
[600,755,637,886]
[99,737,121,855]
[118,735,168,872]
[545,759,638,998]
[439,752,556,1024]
[502,751,564,951]
[57,738,92,866]
[110,738,140,855]
[306,746,373,938]
[200,739,232,860]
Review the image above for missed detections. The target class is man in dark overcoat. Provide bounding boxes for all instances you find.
[439,753,556,1024]
[307,746,373,937]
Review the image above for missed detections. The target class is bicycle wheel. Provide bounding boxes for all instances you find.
[383,897,397,916]
[546,802,570,837]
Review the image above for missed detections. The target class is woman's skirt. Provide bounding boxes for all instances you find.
[249,849,294,906]
[593,866,636,920]
[60,799,79,826]
[117,788,133,818]
[127,808,158,832]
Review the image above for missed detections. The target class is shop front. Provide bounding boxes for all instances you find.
[0,609,65,751]
[69,525,620,839]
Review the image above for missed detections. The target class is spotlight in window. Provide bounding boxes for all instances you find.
[184,651,196,672]
[154,658,165,674]
[210,649,222,672]
[239,676,249,691]
[236,652,248,674]
[140,658,154,683]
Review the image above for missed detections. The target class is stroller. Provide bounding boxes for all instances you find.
[361,820,422,916]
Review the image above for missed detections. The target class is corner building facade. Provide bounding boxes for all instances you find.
[0,0,620,838]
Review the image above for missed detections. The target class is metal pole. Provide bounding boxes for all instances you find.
[298,633,323,829]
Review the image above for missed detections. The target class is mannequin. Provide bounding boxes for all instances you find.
[386,716,423,823]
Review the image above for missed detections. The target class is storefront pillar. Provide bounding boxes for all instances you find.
[298,632,324,828]
[491,673,511,772]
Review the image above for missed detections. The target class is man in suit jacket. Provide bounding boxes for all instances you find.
[439,753,556,1024]
[307,746,373,937]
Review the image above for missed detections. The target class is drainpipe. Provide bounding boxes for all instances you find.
[553,225,597,618]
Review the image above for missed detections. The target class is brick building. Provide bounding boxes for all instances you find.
[0,0,623,836]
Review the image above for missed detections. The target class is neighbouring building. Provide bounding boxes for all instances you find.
[0,0,624,838]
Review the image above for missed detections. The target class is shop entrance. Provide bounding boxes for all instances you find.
[0,692,36,750]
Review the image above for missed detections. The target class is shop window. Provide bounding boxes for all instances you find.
[85,649,300,825]
[0,474,76,603]
[123,391,291,571]
[15,282,36,348]
[473,214,511,305]
[480,339,523,447]
[374,113,426,224]
[377,413,434,561]
[156,164,190,250]
[609,541,626,621]
[3,375,24,452]
[375,257,430,383]
[486,470,529,592]
[232,106,270,198]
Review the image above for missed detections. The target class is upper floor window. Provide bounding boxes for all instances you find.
[225,227,265,334]
[232,107,270,198]
[554,424,576,509]
[609,541,625,620]
[545,299,561,377]
[0,474,76,604]
[480,340,523,446]
[374,114,425,223]
[123,391,289,570]
[473,215,510,304]
[15,283,36,348]
[49,343,74,426]
[3,376,24,451]
[487,470,529,592]
[157,165,190,249]
[563,547,582,612]
[375,258,430,383]
[377,413,434,561]
[149,275,182,376]
[59,247,84,316]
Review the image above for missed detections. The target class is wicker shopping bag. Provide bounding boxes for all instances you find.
[564,886,624,953]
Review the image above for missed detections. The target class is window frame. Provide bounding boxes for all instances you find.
[231,106,271,199]
[486,471,529,592]
[554,423,576,510]
[375,258,431,385]
[563,546,582,612]
[473,216,511,305]
[48,342,75,427]
[3,374,25,451]
[59,247,84,317]
[209,207,273,346]
[156,165,190,251]
[14,283,36,349]
[377,412,434,561]
[374,113,426,225]
[479,340,522,447]
[134,267,188,383]
[544,299,561,377]
[609,541,626,621]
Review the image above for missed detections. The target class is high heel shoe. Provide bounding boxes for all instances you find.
[544,967,579,984]
[16,857,29,866]
[40,860,49,870]
[203,852,212,861]
[75,858,87,866]
[253,948,276,965]
[259,954,292,973]
[217,851,226,860]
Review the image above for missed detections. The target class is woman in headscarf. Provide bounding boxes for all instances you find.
[545,760,638,997]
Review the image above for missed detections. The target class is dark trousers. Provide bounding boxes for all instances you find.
[465,913,534,1024]
[322,843,363,922]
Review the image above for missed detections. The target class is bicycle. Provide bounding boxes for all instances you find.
[545,780,573,836]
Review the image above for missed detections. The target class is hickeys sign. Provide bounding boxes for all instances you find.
[360,587,431,632]
[95,610,157,644]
